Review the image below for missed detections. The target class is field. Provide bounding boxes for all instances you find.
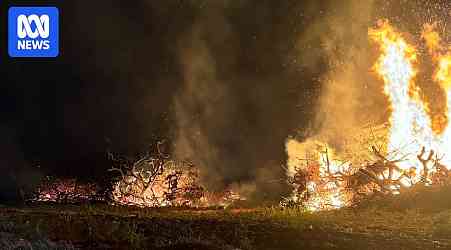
[2,187,451,250]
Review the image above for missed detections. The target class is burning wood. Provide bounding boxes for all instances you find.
[286,20,451,211]
[286,142,451,211]
[109,155,205,207]
[33,177,101,203]
[30,143,245,207]
[108,143,244,208]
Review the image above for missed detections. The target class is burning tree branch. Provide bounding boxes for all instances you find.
[108,144,206,207]
[286,140,450,211]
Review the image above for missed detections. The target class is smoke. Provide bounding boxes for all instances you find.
[173,8,234,190]
[172,1,417,203]
[171,3,265,199]
[286,0,384,171]
[172,2,303,203]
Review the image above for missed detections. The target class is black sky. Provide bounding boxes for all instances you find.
[0,0,326,183]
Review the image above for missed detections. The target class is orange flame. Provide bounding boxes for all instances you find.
[369,21,432,182]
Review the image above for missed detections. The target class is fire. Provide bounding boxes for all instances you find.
[285,140,354,211]
[110,161,204,207]
[286,20,451,211]
[369,20,434,182]
[32,145,245,207]
[366,20,451,187]
[33,178,100,203]
[306,145,352,211]
[367,20,451,179]
[109,157,244,208]
[33,160,244,207]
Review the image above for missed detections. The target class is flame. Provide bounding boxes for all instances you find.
[367,21,451,185]
[110,160,244,208]
[33,178,100,203]
[369,21,432,181]
[429,30,451,168]
[286,20,451,211]
[305,145,352,211]
[285,139,353,211]
[367,21,451,182]
[422,23,442,56]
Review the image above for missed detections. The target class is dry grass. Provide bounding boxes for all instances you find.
[2,193,451,250]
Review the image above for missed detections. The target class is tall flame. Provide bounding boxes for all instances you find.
[367,21,451,185]
[369,21,434,183]
[369,21,451,184]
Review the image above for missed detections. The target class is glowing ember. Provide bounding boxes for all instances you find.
[110,159,203,207]
[109,156,244,208]
[286,140,353,211]
[33,178,100,203]
[33,144,245,207]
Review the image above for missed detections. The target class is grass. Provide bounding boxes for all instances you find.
[2,190,451,250]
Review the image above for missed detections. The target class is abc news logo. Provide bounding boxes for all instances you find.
[17,14,50,49]
[8,7,59,58]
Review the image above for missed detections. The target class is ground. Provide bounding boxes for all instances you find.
[2,190,451,250]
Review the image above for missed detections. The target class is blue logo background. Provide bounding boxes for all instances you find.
[8,7,59,58]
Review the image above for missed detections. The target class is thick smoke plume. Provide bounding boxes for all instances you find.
[286,0,383,172]
[171,2,304,203]
[173,12,234,191]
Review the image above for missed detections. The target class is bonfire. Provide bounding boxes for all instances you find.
[108,143,244,208]
[286,20,451,211]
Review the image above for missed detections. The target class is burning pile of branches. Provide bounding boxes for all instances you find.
[33,177,101,203]
[286,20,451,211]
[109,143,243,207]
[30,143,244,208]
[109,156,203,207]
[287,143,451,211]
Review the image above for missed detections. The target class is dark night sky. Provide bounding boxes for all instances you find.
[0,0,326,182]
